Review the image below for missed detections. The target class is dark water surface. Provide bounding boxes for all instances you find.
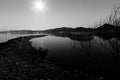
[0,33,120,74]
[30,35,120,73]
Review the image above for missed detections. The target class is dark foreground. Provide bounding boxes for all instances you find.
[0,35,119,80]
[0,35,93,80]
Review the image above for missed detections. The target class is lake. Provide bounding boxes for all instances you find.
[0,33,120,73]
[0,33,41,43]
[30,35,120,72]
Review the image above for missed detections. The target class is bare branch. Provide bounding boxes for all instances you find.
[107,3,120,26]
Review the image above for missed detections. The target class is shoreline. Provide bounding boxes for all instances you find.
[0,34,114,80]
[0,35,100,80]
[0,35,46,50]
[0,35,58,79]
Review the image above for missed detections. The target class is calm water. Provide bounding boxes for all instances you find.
[30,35,120,70]
[0,33,120,70]
[0,33,40,43]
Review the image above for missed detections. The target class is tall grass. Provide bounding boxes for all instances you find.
[106,3,120,26]
[93,3,120,28]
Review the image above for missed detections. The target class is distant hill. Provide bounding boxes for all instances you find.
[74,27,94,32]
[96,24,115,32]
[43,27,94,33]
[0,23,119,35]
[43,27,74,33]
[96,23,120,33]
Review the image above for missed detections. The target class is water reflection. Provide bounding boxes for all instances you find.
[0,33,120,76]
[0,33,41,43]
[68,35,93,41]
[31,35,120,71]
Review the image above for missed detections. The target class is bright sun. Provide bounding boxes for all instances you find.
[33,0,46,13]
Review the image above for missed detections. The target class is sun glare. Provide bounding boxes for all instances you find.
[33,0,46,13]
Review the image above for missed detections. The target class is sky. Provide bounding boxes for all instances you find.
[0,0,119,31]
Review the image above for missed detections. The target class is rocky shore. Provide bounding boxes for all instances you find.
[0,35,103,80]
[0,35,57,80]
